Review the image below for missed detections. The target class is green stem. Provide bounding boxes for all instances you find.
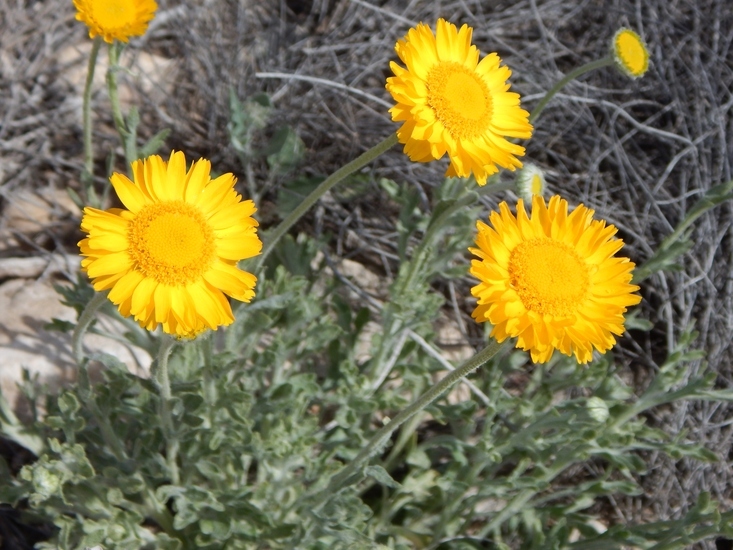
[153,337,180,485]
[142,487,178,539]
[82,37,103,208]
[107,42,136,166]
[529,56,614,123]
[399,179,512,295]
[364,180,507,382]
[84,387,127,460]
[71,298,132,463]
[72,292,108,365]
[255,133,398,270]
[315,339,504,503]
[76,357,128,461]
[475,453,575,539]
[381,412,423,473]
[201,336,217,426]
[356,381,427,499]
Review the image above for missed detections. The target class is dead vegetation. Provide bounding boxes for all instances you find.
[1,0,732,545]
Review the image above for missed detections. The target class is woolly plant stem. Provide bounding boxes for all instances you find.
[153,337,180,485]
[317,339,504,502]
[82,37,103,207]
[255,133,399,270]
[529,56,614,123]
[72,292,108,365]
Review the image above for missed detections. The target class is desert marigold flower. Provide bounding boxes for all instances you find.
[516,163,546,202]
[612,28,649,79]
[386,19,533,186]
[73,0,158,43]
[469,195,641,364]
[79,151,262,338]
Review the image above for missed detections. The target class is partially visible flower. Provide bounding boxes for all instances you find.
[386,19,533,186]
[612,28,649,79]
[74,0,158,43]
[516,163,546,202]
[79,151,262,338]
[469,195,641,363]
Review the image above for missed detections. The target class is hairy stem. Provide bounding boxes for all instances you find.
[153,337,180,485]
[82,37,103,207]
[255,133,398,270]
[72,292,108,365]
[529,56,614,123]
[201,336,218,428]
[314,339,504,504]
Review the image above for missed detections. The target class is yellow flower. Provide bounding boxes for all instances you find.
[612,28,649,78]
[79,151,262,338]
[386,19,533,186]
[74,0,158,43]
[516,163,546,202]
[469,195,641,363]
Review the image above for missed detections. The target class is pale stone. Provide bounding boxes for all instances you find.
[0,277,151,415]
[0,186,81,252]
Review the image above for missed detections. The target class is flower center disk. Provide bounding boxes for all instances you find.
[509,238,591,317]
[128,201,216,286]
[617,32,647,75]
[426,62,493,140]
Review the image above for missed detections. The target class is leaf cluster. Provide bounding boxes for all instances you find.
[3,93,733,549]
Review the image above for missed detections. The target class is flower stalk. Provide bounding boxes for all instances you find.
[529,56,615,123]
[153,336,180,485]
[81,37,103,208]
[201,336,218,428]
[255,133,398,270]
[315,339,504,502]
[71,291,108,365]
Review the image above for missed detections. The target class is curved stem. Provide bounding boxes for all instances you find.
[153,337,180,485]
[315,339,504,503]
[255,133,398,270]
[529,56,614,124]
[72,292,108,365]
[82,37,103,208]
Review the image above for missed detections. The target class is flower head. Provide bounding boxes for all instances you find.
[469,195,641,363]
[516,163,546,202]
[74,0,158,43]
[386,19,533,186]
[79,151,262,338]
[612,28,649,79]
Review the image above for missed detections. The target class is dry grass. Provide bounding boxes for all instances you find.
[1,0,732,542]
